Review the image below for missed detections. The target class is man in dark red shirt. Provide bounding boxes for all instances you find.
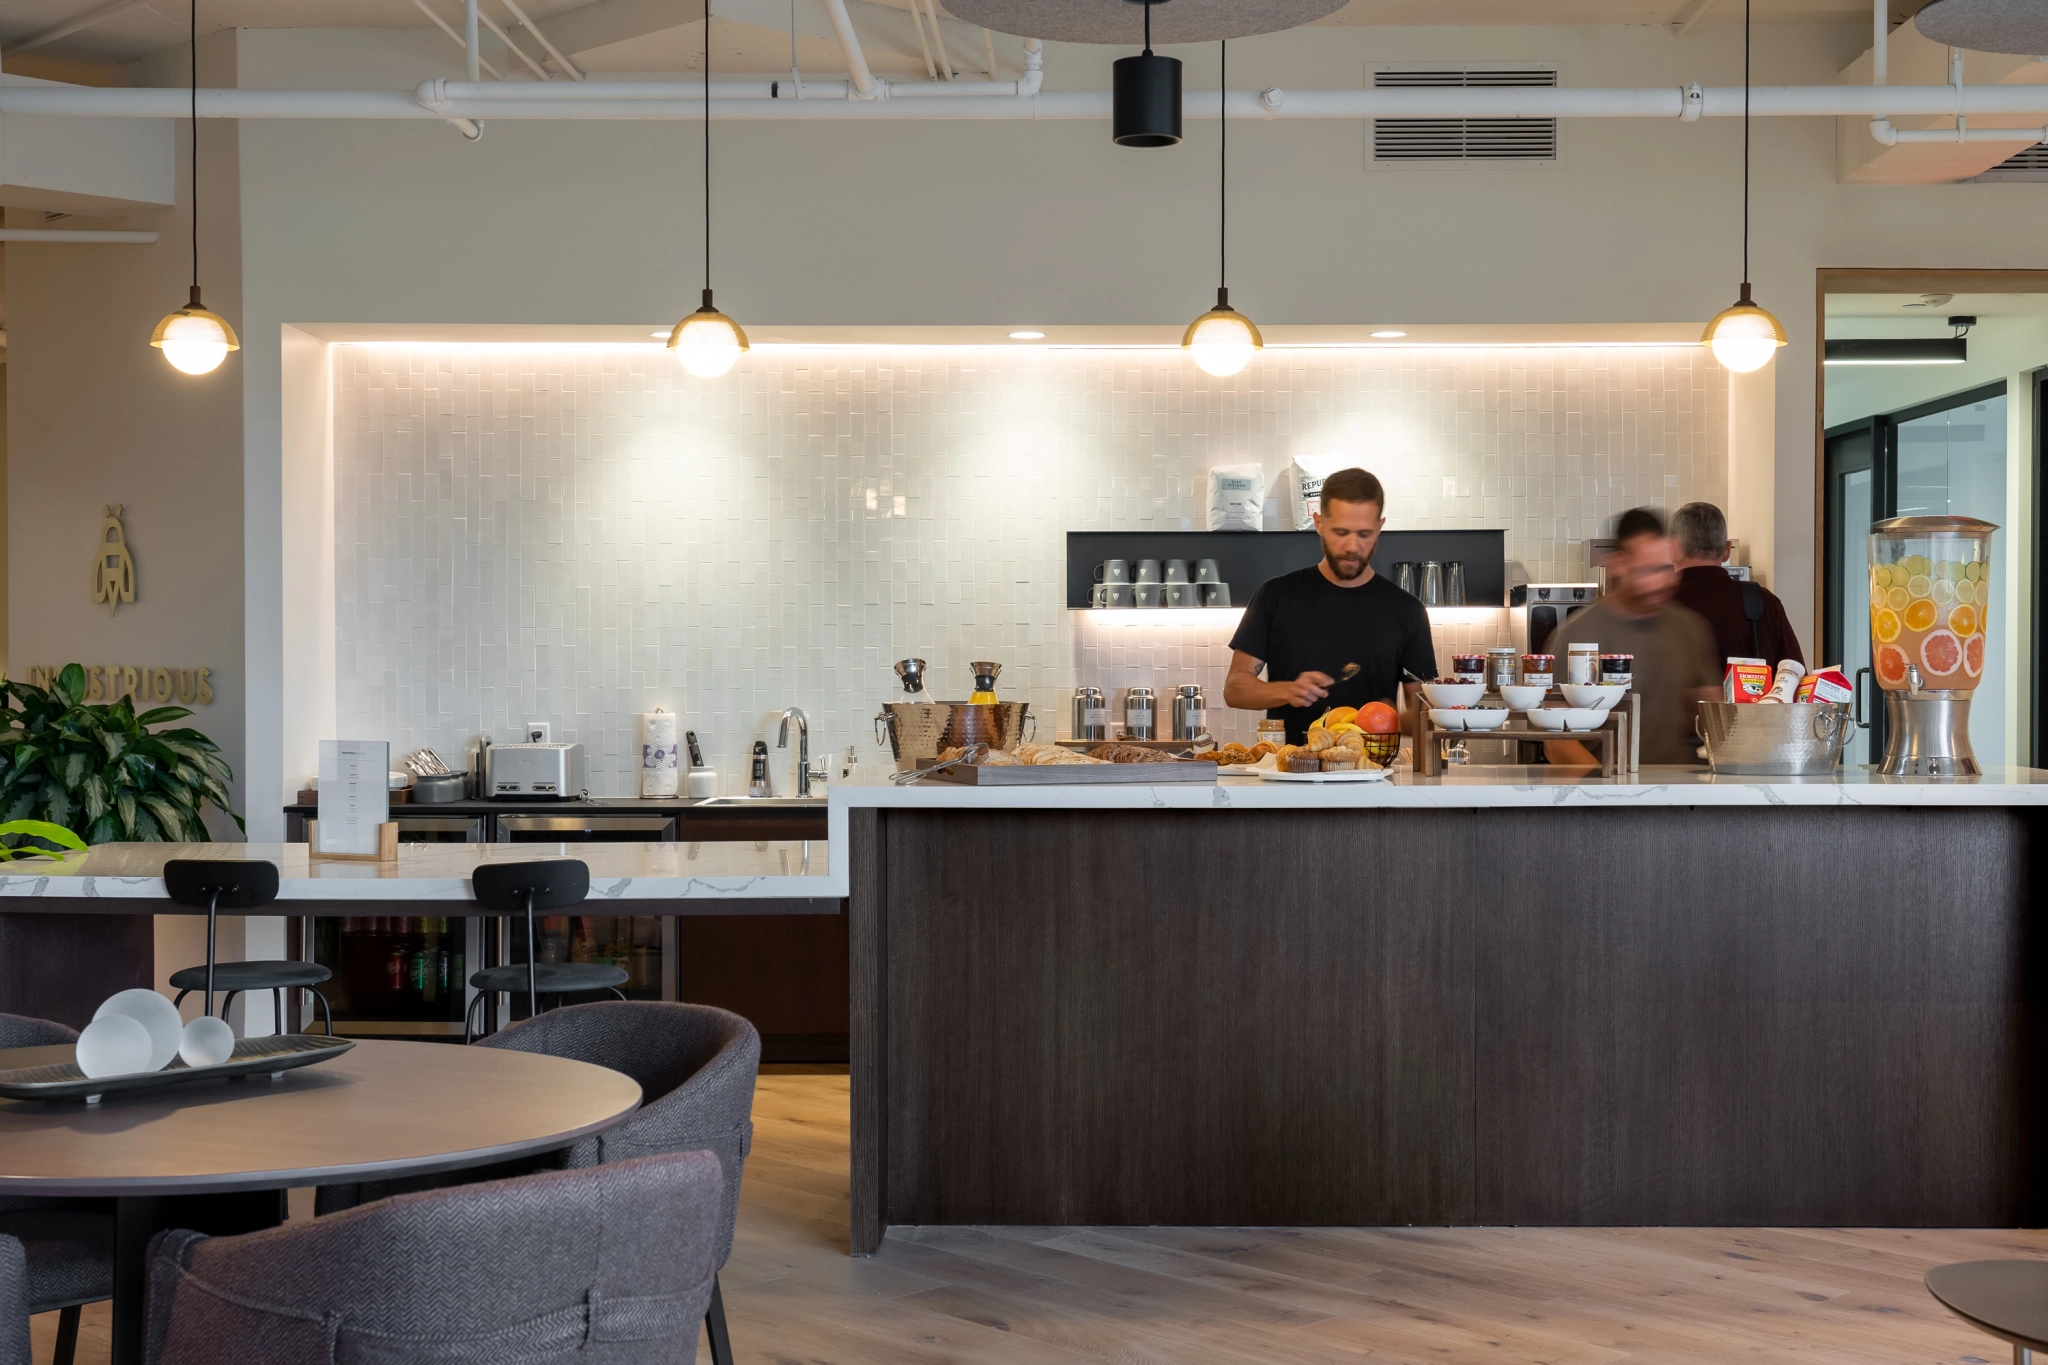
[1669,501,1805,670]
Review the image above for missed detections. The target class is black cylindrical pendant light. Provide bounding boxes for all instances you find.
[1113,0,1181,147]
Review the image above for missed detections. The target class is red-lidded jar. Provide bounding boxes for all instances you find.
[1452,654,1486,682]
[1599,653,1634,686]
[1519,653,1555,688]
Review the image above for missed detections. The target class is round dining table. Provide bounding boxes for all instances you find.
[0,1037,642,1365]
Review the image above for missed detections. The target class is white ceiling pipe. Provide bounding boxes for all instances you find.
[465,0,481,83]
[0,228,157,242]
[1872,121,2047,142]
[890,36,1041,96]
[412,0,506,81]
[15,81,2048,121]
[1874,0,1887,85]
[818,0,878,97]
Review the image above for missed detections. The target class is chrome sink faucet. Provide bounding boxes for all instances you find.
[778,707,830,797]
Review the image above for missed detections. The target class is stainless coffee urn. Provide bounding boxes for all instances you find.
[1123,687,1157,741]
[1071,686,1109,742]
[1171,684,1208,742]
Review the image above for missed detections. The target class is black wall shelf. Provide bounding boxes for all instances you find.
[1064,529,1507,609]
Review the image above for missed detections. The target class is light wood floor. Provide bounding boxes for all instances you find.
[33,1068,2048,1365]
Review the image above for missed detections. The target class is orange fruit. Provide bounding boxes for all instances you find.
[1876,644,1909,688]
[1358,701,1400,734]
[1948,603,1978,637]
[1965,633,1986,678]
[1921,630,1963,678]
[1872,607,1902,643]
[1903,599,1938,633]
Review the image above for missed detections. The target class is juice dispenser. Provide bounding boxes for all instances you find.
[1864,515,1998,776]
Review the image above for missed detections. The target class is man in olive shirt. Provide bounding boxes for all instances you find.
[1544,507,1720,766]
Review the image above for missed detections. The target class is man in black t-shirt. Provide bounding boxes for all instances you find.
[1224,467,1438,742]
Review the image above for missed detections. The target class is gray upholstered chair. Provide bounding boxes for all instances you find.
[0,1015,112,1365]
[1,1235,30,1365]
[317,1002,759,1365]
[144,1150,723,1365]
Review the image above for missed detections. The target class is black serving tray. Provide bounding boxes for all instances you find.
[0,1034,355,1102]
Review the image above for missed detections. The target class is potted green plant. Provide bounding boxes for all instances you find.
[0,662,242,853]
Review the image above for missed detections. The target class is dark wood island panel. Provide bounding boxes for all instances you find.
[849,805,2045,1252]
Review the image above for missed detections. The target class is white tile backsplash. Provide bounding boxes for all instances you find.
[333,344,1725,790]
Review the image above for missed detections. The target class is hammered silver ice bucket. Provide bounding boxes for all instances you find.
[1696,701,1852,775]
[874,702,1035,771]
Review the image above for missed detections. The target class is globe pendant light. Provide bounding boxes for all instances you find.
[1701,0,1785,374]
[1113,0,1181,147]
[150,0,238,377]
[1182,40,1260,378]
[668,0,748,378]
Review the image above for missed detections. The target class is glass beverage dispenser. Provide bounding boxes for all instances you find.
[1864,515,1998,776]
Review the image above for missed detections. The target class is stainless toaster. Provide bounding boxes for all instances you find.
[485,742,584,799]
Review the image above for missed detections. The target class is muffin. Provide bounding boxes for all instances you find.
[1319,750,1360,771]
[1282,749,1323,774]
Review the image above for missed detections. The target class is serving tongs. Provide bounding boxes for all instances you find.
[893,743,988,784]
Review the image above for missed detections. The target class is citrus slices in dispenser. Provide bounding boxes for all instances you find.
[1903,598,1938,633]
[1920,630,1964,679]
[1876,644,1910,687]
[1948,603,1979,638]
[1872,607,1903,643]
[1965,634,1986,678]
[1886,586,1910,612]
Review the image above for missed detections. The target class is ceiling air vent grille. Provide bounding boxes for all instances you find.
[1972,142,2048,181]
[1372,67,1558,163]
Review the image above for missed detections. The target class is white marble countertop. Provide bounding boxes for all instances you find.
[0,840,832,905]
[827,764,2048,811]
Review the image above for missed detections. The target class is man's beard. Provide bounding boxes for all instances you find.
[1325,550,1369,582]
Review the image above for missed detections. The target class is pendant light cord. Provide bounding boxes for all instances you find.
[1142,0,1152,55]
[190,0,199,296]
[1219,40,1227,298]
[703,0,712,300]
[1741,0,1751,290]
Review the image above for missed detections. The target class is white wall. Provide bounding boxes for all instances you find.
[325,340,1725,784]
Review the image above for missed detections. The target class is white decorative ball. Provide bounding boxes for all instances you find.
[178,1015,235,1068]
[92,988,183,1072]
[75,1016,153,1079]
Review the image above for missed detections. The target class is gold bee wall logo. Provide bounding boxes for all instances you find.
[91,504,136,617]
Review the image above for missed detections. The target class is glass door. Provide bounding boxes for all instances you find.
[1824,420,1884,767]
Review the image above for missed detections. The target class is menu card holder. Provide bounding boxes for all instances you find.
[313,740,398,862]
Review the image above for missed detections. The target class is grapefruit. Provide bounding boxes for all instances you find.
[1358,701,1400,734]
[1948,603,1979,638]
[1903,599,1937,633]
[1876,644,1910,688]
[1965,633,1986,678]
[1921,630,1963,678]
[1872,607,1902,644]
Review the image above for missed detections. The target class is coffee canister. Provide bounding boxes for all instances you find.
[1072,686,1109,742]
[1171,684,1208,741]
[1124,687,1157,741]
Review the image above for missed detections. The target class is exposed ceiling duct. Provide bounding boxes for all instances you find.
[1912,0,2048,55]
[940,0,1348,45]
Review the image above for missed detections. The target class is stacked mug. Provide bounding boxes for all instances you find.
[1091,557,1230,608]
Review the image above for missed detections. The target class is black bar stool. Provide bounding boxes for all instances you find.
[464,860,628,1043]
[164,860,332,1035]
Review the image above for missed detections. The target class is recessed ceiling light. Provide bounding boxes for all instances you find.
[1009,330,1046,340]
[1371,330,1407,339]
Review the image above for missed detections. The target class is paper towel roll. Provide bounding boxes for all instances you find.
[640,710,680,797]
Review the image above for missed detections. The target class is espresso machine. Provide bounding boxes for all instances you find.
[1860,515,1998,776]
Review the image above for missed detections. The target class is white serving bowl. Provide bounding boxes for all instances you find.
[1429,708,1472,731]
[1560,683,1628,711]
[1460,707,1512,731]
[1499,684,1548,711]
[1521,708,1569,731]
[1420,682,1486,709]
[93,987,183,1072]
[1559,707,1608,731]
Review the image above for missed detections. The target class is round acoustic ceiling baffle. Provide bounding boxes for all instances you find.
[1914,0,2048,55]
[944,0,1347,44]
[1115,51,1182,146]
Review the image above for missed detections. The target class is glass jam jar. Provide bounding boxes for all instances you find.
[1452,654,1486,683]
[1599,653,1634,686]
[1519,653,1555,688]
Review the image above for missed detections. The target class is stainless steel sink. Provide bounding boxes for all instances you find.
[695,796,827,809]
